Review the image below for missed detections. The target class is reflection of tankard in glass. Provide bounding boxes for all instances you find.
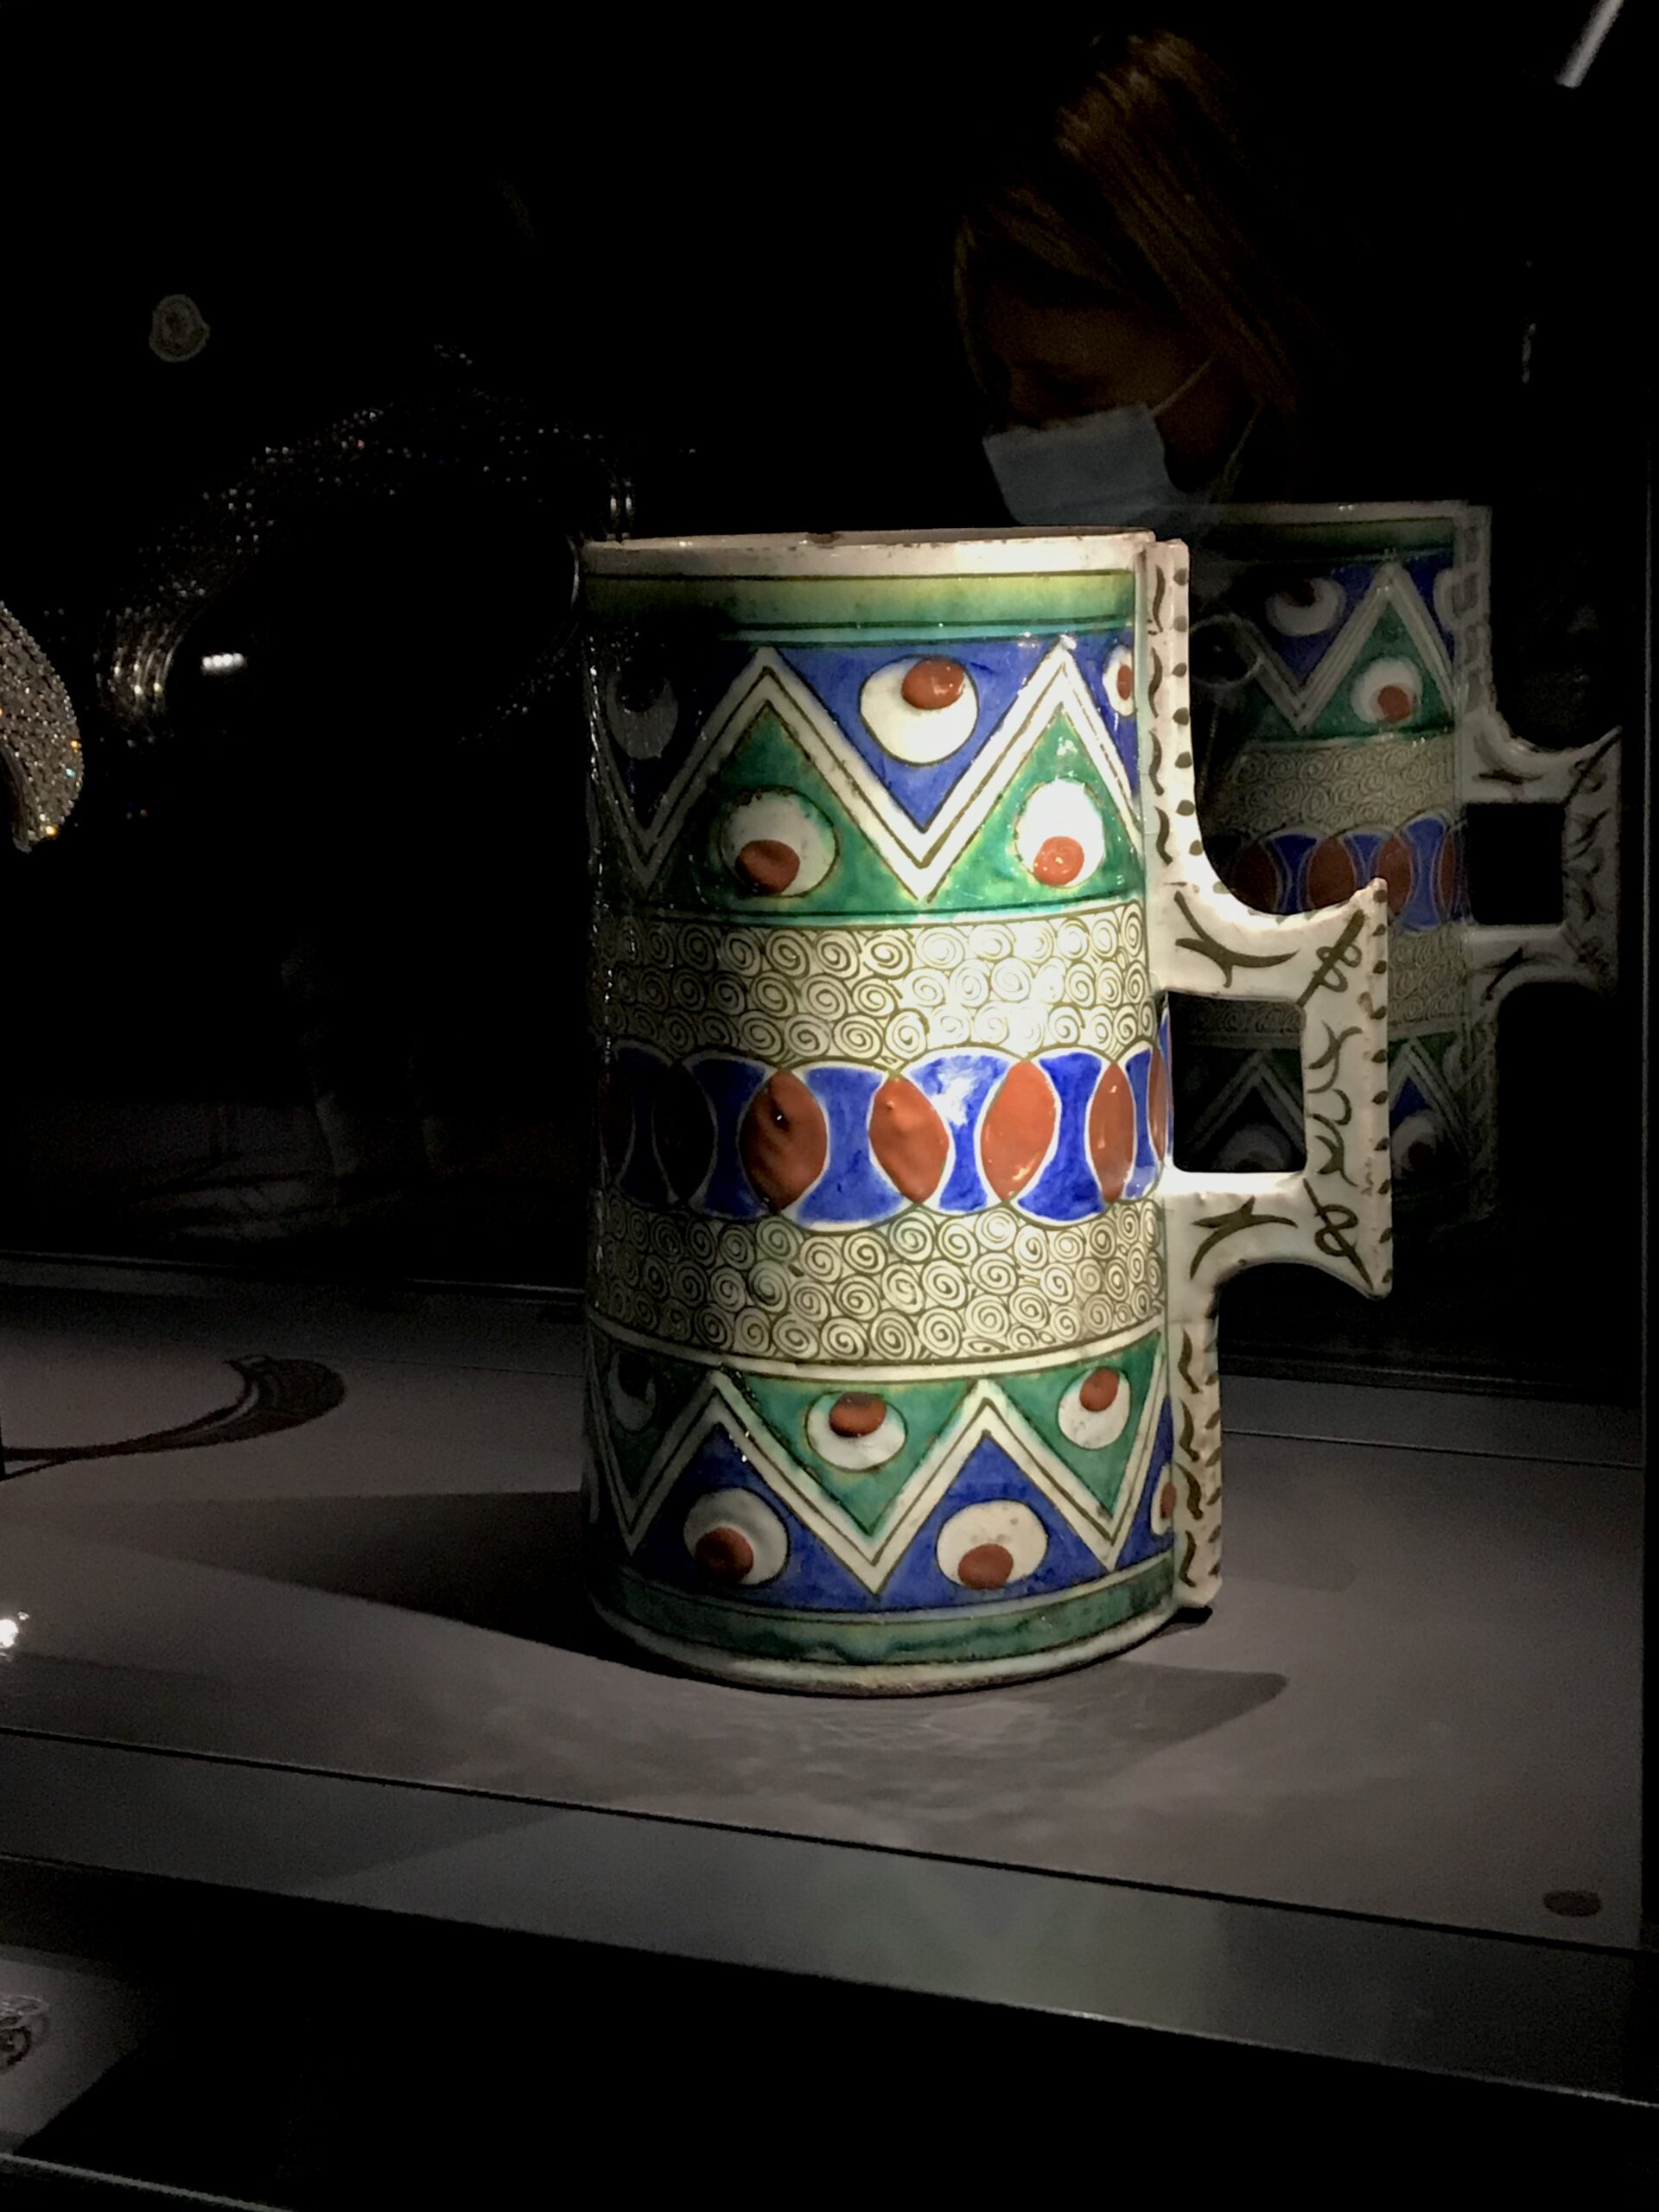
[0,1993,48,2071]
[1179,504,1618,1223]
[579,530,1392,1693]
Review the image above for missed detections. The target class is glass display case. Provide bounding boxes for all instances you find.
[0,7,1652,2191]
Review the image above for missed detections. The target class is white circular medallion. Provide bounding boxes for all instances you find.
[683,1488,789,1585]
[602,666,679,760]
[1014,779,1105,889]
[1351,657,1423,725]
[936,1499,1048,1589]
[1433,567,1462,633]
[1150,1462,1177,1538]
[715,789,836,896]
[806,1392,906,1470]
[1391,1109,1440,1176]
[858,657,979,764]
[607,1353,656,1434]
[1101,644,1136,717]
[1266,577,1344,637]
[1058,1365,1133,1449]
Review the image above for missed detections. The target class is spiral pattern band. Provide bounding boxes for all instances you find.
[1205,730,1458,844]
[591,900,1151,1068]
[588,1185,1164,1369]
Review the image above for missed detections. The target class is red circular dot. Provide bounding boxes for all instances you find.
[829,1393,886,1438]
[736,838,800,893]
[1159,1480,1177,1522]
[1376,682,1414,723]
[1114,658,1135,702]
[1080,1366,1121,1413]
[694,1527,753,1580]
[958,1542,1014,1590]
[615,1351,653,1402]
[614,646,668,714]
[901,658,967,710]
[1032,835,1085,887]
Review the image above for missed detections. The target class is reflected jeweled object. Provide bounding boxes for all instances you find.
[0,600,83,849]
[95,373,633,760]
[579,531,1394,1692]
[1183,502,1619,1223]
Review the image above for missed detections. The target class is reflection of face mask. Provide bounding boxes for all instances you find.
[983,360,1240,537]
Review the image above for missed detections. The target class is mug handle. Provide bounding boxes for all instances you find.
[1139,541,1395,1608]
[1451,507,1621,1214]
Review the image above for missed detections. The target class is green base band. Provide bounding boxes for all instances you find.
[588,1553,1176,1694]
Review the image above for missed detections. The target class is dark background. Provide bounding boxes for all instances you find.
[0,6,1647,1386]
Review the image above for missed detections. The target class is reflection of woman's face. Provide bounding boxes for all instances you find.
[978,282,1252,490]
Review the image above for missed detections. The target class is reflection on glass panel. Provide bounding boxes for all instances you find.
[0,12,1643,1414]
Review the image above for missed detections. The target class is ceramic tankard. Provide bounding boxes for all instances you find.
[580,531,1392,1691]
[1179,503,1619,1223]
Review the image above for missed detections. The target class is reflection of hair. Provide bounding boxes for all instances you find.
[953,29,1345,457]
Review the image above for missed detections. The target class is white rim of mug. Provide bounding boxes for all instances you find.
[581,527,1156,576]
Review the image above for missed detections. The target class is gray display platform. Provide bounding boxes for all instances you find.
[0,1278,1641,1949]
